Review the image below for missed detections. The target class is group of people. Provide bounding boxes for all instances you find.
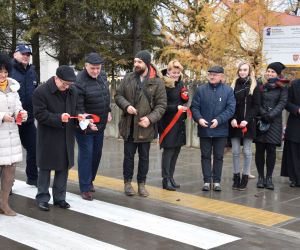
[0,46,111,214]
[190,61,289,192]
[1,45,300,217]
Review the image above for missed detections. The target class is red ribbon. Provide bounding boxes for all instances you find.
[16,112,22,125]
[180,87,189,101]
[159,107,191,145]
[237,124,247,135]
[68,113,100,123]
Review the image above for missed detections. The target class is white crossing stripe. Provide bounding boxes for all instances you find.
[12,180,240,250]
[0,214,124,250]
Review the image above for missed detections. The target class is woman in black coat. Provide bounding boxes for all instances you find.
[254,62,288,190]
[158,60,188,191]
[229,62,260,191]
[281,78,300,187]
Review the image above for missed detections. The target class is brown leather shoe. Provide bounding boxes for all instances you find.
[124,181,136,196]
[138,183,149,197]
[81,192,93,201]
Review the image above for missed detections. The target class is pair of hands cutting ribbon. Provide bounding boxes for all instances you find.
[61,113,100,131]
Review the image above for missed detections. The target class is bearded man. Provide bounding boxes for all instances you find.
[115,50,167,197]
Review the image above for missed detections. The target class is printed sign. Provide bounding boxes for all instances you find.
[262,25,300,67]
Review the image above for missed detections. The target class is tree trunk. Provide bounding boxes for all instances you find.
[132,10,144,56]
[11,0,17,56]
[57,3,69,65]
[295,0,300,15]
[29,0,40,81]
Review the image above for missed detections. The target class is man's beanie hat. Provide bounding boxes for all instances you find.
[56,65,76,82]
[267,62,285,75]
[85,52,104,65]
[135,50,151,67]
[207,66,224,74]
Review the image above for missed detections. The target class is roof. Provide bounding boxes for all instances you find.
[220,0,300,31]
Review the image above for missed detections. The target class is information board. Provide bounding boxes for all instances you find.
[262,25,300,67]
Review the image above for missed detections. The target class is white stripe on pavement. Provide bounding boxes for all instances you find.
[0,214,124,250]
[13,180,240,250]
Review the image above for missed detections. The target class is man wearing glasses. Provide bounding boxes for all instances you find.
[10,44,38,187]
[32,65,82,211]
[191,66,235,192]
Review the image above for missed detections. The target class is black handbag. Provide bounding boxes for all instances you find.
[257,119,270,133]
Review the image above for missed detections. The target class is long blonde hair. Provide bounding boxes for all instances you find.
[231,61,257,95]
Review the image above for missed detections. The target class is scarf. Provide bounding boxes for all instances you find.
[0,80,8,92]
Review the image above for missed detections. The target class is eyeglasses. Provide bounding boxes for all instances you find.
[59,78,73,86]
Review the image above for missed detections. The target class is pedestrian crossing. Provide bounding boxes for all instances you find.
[0,180,240,250]
[0,214,123,250]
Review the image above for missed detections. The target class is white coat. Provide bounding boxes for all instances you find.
[0,78,23,165]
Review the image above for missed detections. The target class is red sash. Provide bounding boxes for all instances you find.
[159,107,192,145]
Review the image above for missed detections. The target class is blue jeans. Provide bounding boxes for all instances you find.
[76,131,104,192]
[231,137,252,175]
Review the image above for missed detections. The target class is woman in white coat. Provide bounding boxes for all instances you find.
[0,52,27,216]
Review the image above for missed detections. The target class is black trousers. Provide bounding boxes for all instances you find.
[161,146,181,179]
[255,142,276,177]
[123,141,150,183]
[18,123,38,181]
[200,137,227,183]
[36,168,68,203]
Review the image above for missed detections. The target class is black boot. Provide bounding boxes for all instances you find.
[257,176,265,188]
[239,175,248,191]
[265,176,274,190]
[232,173,240,190]
[162,178,176,191]
[170,178,180,188]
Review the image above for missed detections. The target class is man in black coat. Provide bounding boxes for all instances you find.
[75,52,111,201]
[281,78,300,187]
[33,65,80,211]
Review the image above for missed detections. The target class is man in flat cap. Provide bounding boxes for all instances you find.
[115,50,167,197]
[191,66,235,192]
[33,65,81,211]
[10,44,38,187]
[75,52,112,200]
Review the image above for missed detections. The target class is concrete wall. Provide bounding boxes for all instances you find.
[39,48,59,83]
